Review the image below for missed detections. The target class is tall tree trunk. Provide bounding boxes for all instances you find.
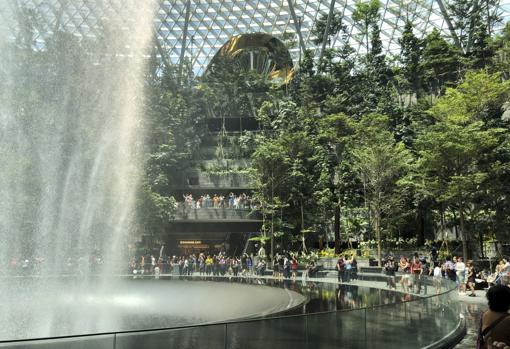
[416,202,425,246]
[479,232,484,259]
[270,173,274,262]
[375,210,382,267]
[459,204,468,261]
[334,197,341,254]
[301,200,307,253]
[440,203,449,253]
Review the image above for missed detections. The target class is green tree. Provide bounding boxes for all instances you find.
[311,10,347,46]
[420,29,462,97]
[398,21,423,98]
[491,22,510,79]
[415,71,509,260]
[352,0,381,52]
[351,114,412,266]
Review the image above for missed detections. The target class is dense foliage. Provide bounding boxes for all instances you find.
[248,15,510,263]
[5,4,510,262]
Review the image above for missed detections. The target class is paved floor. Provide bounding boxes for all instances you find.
[454,290,488,348]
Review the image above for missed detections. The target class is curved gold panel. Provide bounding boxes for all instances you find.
[205,33,294,84]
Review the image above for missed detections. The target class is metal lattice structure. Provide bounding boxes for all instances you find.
[1,0,510,75]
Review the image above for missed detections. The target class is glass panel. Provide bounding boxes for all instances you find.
[306,310,366,349]
[225,309,367,349]
[365,301,408,349]
[0,335,114,349]
[115,324,225,349]
[225,316,306,349]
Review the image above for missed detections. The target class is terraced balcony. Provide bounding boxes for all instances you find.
[197,146,249,160]
[174,205,261,221]
[200,159,250,170]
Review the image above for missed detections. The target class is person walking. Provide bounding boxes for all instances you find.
[467,260,477,297]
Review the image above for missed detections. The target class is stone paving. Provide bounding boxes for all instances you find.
[454,290,488,348]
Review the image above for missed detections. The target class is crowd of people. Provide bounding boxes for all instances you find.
[335,255,359,283]
[128,252,270,277]
[182,193,258,210]
[128,251,360,281]
[380,253,510,296]
[2,255,105,275]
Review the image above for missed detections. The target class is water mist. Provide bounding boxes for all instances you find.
[0,0,155,339]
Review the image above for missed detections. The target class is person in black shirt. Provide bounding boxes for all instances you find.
[384,256,397,289]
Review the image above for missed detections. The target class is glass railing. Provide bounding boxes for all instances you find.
[175,203,261,220]
[0,275,464,349]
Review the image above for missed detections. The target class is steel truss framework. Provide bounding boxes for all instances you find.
[1,0,510,75]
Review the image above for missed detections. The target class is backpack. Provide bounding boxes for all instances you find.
[477,313,510,349]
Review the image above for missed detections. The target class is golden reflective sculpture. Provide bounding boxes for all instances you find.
[205,33,294,84]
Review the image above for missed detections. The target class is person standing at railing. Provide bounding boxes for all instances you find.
[410,255,422,294]
[283,254,291,279]
[232,257,240,277]
[140,255,145,275]
[456,256,467,295]
[344,256,353,283]
[247,254,253,275]
[291,255,298,280]
[273,253,281,279]
[399,256,410,293]
[150,255,156,274]
[219,255,227,275]
[337,256,345,282]
[443,256,456,282]
[384,256,397,290]
[351,256,358,280]
[433,262,442,294]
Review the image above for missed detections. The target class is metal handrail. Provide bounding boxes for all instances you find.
[0,273,461,346]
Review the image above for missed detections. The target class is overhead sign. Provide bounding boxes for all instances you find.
[179,240,202,245]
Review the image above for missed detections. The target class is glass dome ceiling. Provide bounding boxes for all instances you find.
[2,0,510,74]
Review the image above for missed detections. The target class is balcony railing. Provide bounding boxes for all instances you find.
[174,205,261,221]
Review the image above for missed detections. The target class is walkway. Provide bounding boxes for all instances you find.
[454,290,488,348]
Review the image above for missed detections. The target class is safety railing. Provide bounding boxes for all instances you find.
[0,275,464,349]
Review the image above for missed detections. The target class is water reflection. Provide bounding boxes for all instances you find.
[165,275,419,316]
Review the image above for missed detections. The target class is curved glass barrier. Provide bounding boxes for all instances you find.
[0,275,463,349]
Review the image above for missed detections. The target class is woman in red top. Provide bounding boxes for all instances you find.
[291,255,298,280]
[399,256,410,293]
[410,256,423,294]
